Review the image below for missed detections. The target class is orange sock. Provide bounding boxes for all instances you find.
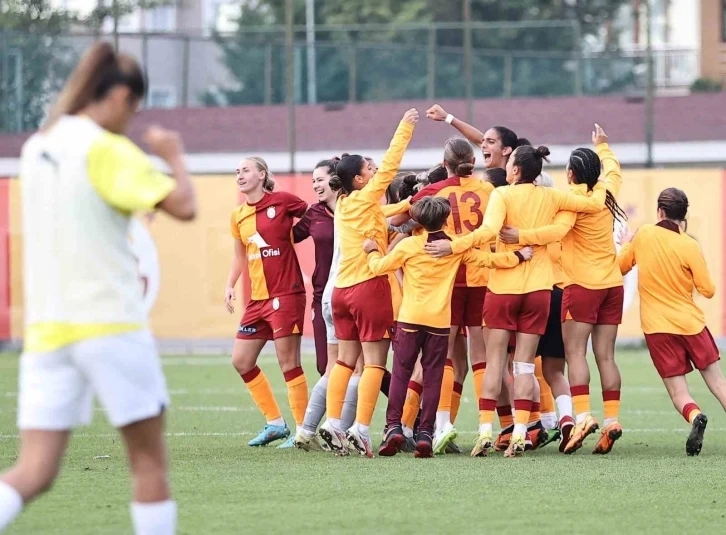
[479,398,496,428]
[355,365,385,428]
[241,366,282,423]
[528,402,541,425]
[513,399,532,438]
[326,361,354,420]
[472,362,486,402]
[284,366,308,427]
[571,384,591,421]
[535,357,556,414]
[681,402,702,424]
[451,382,463,424]
[603,390,621,423]
[438,359,455,412]
[402,381,423,429]
[497,405,514,429]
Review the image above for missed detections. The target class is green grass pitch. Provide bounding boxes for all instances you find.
[1,350,725,534]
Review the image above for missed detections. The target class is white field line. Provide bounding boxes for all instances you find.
[0,428,724,441]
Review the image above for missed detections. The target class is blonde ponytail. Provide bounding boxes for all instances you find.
[247,156,275,192]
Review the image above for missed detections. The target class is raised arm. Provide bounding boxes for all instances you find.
[592,124,623,198]
[687,241,716,298]
[426,104,485,145]
[382,198,412,218]
[360,110,418,202]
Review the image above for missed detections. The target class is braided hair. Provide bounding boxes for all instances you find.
[568,148,627,227]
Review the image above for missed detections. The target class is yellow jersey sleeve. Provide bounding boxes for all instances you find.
[87,132,176,213]
[595,143,623,198]
[686,239,715,299]
[360,121,414,203]
[551,183,606,213]
[230,208,242,240]
[367,238,413,276]
[617,240,636,276]
[382,198,412,217]
[518,210,576,245]
[451,189,504,254]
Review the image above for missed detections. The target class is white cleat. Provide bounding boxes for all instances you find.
[345,425,374,458]
[433,422,458,455]
[293,429,318,451]
[318,420,349,456]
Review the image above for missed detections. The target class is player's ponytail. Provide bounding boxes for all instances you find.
[511,145,550,184]
[43,41,146,132]
[247,156,274,192]
[443,136,475,177]
[658,187,689,231]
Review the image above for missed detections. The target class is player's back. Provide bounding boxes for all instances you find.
[20,115,145,330]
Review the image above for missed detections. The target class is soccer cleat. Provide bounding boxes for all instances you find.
[524,422,548,451]
[563,414,599,454]
[471,431,494,457]
[433,422,458,455]
[276,435,295,449]
[504,434,526,458]
[248,423,290,447]
[686,413,708,456]
[293,429,320,452]
[401,435,416,453]
[558,416,575,453]
[494,425,513,452]
[414,431,434,458]
[445,441,463,454]
[346,426,374,458]
[593,421,623,455]
[378,426,406,457]
[538,427,562,449]
[318,420,349,456]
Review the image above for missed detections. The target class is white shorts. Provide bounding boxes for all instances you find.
[17,329,170,430]
[322,300,337,345]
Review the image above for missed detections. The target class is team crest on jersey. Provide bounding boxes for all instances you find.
[267,206,276,219]
[238,324,257,335]
[272,297,280,311]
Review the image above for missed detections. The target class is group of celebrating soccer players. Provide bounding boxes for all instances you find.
[227,104,726,460]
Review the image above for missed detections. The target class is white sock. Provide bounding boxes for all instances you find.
[0,482,23,530]
[357,422,370,435]
[556,395,573,420]
[513,423,528,438]
[604,417,618,427]
[541,412,558,430]
[478,423,493,435]
[435,411,450,434]
[402,425,414,438]
[268,417,285,427]
[131,500,177,535]
[328,417,341,432]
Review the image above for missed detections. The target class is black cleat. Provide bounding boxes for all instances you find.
[445,440,463,454]
[378,426,405,457]
[414,431,434,458]
[400,435,416,453]
[686,413,708,456]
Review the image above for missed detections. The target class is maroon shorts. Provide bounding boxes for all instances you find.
[332,276,394,342]
[483,290,551,335]
[562,284,624,325]
[237,293,306,341]
[645,328,720,379]
[451,286,487,327]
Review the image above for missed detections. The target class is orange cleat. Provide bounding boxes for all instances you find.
[494,425,513,452]
[592,421,623,455]
[563,415,599,454]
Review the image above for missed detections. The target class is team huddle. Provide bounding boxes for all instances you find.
[227,104,726,460]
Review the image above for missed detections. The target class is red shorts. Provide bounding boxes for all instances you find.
[562,285,624,325]
[484,290,551,335]
[451,286,486,327]
[332,276,394,342]
[237,293,306,341]
[645,328,720,379]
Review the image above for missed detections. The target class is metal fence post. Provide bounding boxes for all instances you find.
[427,26,436,100]
[182,36,190,107]
[285,0,296,173]
[503,54,512,98]
[348,44,357,103]
[264,44,273,105]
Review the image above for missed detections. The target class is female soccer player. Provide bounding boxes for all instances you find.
[426,145,608,457]
[618,188,726,456]
[500,125,628,454]
[0,42,196,534]
[319,108,419,457]
[225,157,309,449]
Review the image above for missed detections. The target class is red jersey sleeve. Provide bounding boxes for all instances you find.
[411,177,459,204]
[281,192,308,218]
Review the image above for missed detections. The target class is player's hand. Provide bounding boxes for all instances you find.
[143,211,156,224]
[402,108,419,125]
[363,239,379,254]
[426,104,448,122]
[224,286,236,314]
[499,225,520,245]
[145,125,184,162]
[614,224,628,246]
[518,246,534,261]
[622,228,637,245]
[424,240,453,257]
[592,123,608,146]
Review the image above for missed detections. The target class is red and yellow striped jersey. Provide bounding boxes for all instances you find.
[231,191,308,300]
[413,176,495,287]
